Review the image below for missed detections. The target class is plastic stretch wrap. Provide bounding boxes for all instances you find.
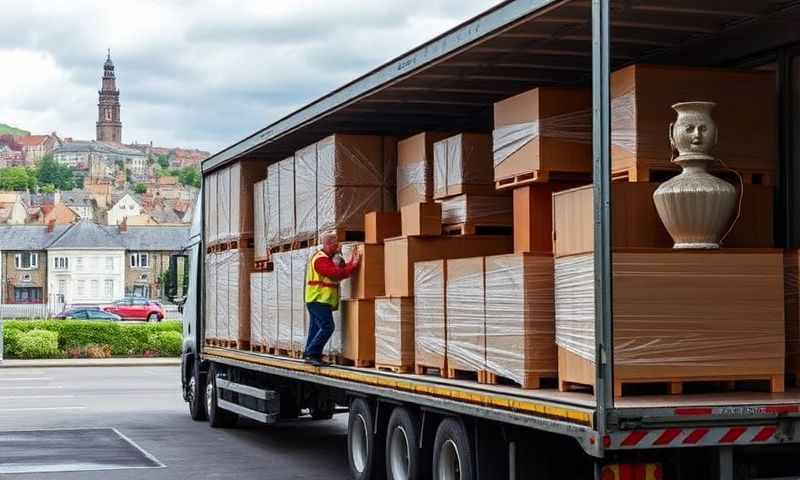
[434,134,493,197]
[440,194,513,226]
[278,157,295,243]
[492,109,592,167]
[291,248,312,352]
[555,252,784,369]
[446,258,485,373]
[274,251,292,351]
[339,242,358,301]
[227,251,240,341]
[264,271,278,349]
[266,163,281,247]
[295,144,318,241]
[397,162,427,201]
[316,135,387,234]
[414,260,446,368]
[254,180,267,258]
[485,254,556,385]
[250,273,264,346]
[217,166,231,241]
[204,253,217,340]
[375,297,414,367]
[610,91,636,153]
[433,141,448,198]
[214,249,231,340]
[229,163,242,235]
[204,175,217,244]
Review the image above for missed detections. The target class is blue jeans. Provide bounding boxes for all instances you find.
[304,301,334,358]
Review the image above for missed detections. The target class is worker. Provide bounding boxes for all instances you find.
[303,231,361,366]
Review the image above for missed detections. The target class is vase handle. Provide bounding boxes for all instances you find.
[668,121,677,162]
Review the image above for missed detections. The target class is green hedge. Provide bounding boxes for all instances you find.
[2,320,182,359]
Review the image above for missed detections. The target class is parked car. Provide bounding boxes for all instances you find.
[102,297,165,322]
[54,307,121,321]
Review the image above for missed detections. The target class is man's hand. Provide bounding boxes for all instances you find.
[350,248,362,265]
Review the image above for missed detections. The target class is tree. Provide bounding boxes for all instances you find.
[36,155,74,191]
[0,167,36,191]
[134,182,147,194]
[40,183,56,194]
[125,168,132,183]
[157,154,170,170]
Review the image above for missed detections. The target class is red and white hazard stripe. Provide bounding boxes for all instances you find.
[607,425,781,450]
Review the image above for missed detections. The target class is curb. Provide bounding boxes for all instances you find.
[0,358,181,368]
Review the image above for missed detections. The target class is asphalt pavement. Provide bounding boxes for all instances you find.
[0,366,351,479]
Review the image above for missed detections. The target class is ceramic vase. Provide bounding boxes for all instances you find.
[653,102,737,249]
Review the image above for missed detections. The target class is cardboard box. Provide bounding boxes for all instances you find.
[229,160,265,239]
[785,250,800,382]
[365,211,402,244]
[401,201,442,237]
[342,299,376,366]
[513,183,585,254]
[552,183,775,258]
[266,162,281,247]
[440,194,513,227]
[414,260,447,371]
[375,297,415,369]
[397,132,450,207]
[446,257,486,374]
[340,243,385,300]
[384,235,513,297]
[295,143,318,241]
[611,65,777,180]
[214,248,255,348]
[554,250,785,396]
[493,87,592,185]
[278,157,296,244]
[433,133,495,199]
[485,253,556,388]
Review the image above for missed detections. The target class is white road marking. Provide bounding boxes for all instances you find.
[0,395,76,400]
[0,406,86,412]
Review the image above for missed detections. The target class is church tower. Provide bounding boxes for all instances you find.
[96,49,122,143]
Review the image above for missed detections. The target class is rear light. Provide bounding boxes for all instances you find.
[601,464,662,480]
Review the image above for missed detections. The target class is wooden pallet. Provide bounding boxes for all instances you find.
[479,370,555,390]
[254,258,274,272]
[251,344,270,353]
[273,348,293,358]
[447,368,479,382]
[376,364,414,374]
[339,357,374,368]
[612,165,773,186]
[269,242,295,254]
[415,364,448,378]
[560,374,785,398]
[495,170,592,190]
[229,238,255,250]
[442,223,514,236]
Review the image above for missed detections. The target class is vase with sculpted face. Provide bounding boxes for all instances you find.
[653,102,737,249]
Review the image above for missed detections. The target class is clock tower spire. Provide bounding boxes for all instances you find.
[96,49,122,143]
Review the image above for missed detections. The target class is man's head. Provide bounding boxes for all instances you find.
[320,230,339,256]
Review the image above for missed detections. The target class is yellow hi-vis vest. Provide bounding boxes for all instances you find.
[304,250,340,310]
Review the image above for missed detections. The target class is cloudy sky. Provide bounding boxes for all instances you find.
[0,1,494,154]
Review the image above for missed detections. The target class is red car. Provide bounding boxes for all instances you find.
[103,297,165,322]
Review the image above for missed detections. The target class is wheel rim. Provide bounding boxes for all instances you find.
[389,425,411,480]
[206,381,214,417]
[437,439,462,480]
[188,375,197,406]
[148,314,156,322]
[350,413,369,474]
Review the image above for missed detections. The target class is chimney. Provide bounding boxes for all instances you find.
[47,219,55,232]
[119,216,128,233]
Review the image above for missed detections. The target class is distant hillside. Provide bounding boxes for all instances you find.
[0,123,30,136]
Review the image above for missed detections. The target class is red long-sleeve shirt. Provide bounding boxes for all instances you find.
[314,254,358,280]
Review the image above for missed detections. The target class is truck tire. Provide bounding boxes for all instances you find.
[386,407,427,480]
[187,363,207,421]
[433,418,474,480]
[206,364,238,428]
[348,398,385,480]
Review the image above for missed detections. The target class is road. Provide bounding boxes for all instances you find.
[0,366,351,479]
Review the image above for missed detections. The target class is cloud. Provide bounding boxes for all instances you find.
[0,0,493,152]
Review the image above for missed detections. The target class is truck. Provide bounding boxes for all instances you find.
[170,1,800,478]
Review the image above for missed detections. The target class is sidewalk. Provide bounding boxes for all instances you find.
[0,357,181,368]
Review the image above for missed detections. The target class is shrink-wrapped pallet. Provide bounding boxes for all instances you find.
[266,163,281,247]
[214,249,230,340]
[204,174,218,245]
[250,272,264,348]
[278,157,295,244]
[414,260,446,371]
[492,87,592,187]
[295,144,318,241]
[446,257,485,374]
[440,194,513,227]
[554,250,785,396]
[254,180,267,259]
[204,253,217,340]
[375,297,415,370]
[397,132,449,207]
[274,251,292,351]
[433,133,495,199]
[217,167,231,241]
[219,248,253,347]
[291,248,313,353]
[484,253,556,389]
[264,271,278,349]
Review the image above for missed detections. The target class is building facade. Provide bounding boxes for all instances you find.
[12,134,59,165]
[107,192,142,225]
[96,50,122,143]
[0,224,69,303]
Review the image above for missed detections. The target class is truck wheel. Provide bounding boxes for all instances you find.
[386,407,427,480]
[206,364,238,428]
[187,363,207,421]
[433,418,474,480]
[348,398,385,480]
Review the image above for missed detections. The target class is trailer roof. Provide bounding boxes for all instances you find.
[203,0,800,172]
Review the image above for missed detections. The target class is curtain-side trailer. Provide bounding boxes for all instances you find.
[171,1,800,478]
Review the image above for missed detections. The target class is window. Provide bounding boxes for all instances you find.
[57,279,67,295]
[106,256,114,272]
[104,279,113,298]
[77,280,85,297]
[53,257,68,271]
[14,287,42,303]
[14,252,38,270]
[76,257,84,272]
[91,280,99,296]
[130,253,149,268]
